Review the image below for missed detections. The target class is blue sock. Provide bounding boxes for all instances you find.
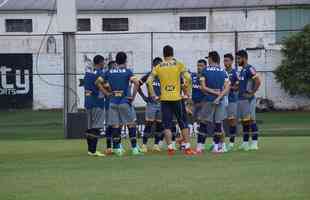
[129,127,137,148]
[112,128,120,149]
[143,124,152,145]
[251,123,259,141]
[171,126,176,142]
[154,134,161,145]
[229,126,237,143]
[214,135,220,144]
[106,126,112,149]
[197,134,206,144]
[243,124,250,142]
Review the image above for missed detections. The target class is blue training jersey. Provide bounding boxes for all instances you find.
[84,70,102,109]
[104,67,134,104]
[200,66,228,102]
[225,68,239,103]
[191,72,204,103]
[239,64,257,100]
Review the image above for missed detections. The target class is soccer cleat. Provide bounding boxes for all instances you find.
[238,143,250,151]
[212,148,222,154]
[132,147,144,156]
[172,142,177,151]
[167,148,175,156]
[140,144,148,153]
[152,144,161,152]
[114,148,124,157]
[222,143,228,153]
[184,148,196,156]
[195,148,204,155]
[105,148,113,155]
[227,143,235,152]
[249,143,259,151]
[88,151,106,157]
[205,143,214,151]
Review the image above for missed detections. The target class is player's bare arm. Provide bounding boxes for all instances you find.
[199,77,221,96]
[95,77,112,96]
[213,80,231,104]
[146,73,157,100]
[129,77,140,101]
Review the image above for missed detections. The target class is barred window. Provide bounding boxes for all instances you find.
[6,19,33,32]
[77,18,91,32]
[102,18,128,31]
[180,16,206,30]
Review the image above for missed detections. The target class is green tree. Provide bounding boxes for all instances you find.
[274,24,310,97]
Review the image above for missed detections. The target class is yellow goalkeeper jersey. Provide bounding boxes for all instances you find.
[147,58,191,101]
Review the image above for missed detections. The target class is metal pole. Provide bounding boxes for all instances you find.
[63,32,77,138]
[151,32,154,66]
[234,31,239,70]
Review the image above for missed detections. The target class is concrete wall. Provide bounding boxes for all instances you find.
[0,10,309,110]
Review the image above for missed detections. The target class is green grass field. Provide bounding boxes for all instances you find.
[0,111,309,200]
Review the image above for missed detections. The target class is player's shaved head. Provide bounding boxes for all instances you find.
[163,45,174,57]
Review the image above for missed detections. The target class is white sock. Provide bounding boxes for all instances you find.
[172,141,176,146]
[214,144,219,151]
[185,142,191,149]
[197,143,203,150]
[229,142,234,147]
[243,141,249,146]
[168,144,173,150]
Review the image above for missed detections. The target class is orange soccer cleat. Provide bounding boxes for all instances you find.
[184,148,197,156]
[167,148,175,156]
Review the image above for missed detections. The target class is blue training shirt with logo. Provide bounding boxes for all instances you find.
[191,72,204,103]
[84,70,101,109]
[104,67,134,104]
[225,68,239,103]
[239,64,257,100]
[201,66,229,102]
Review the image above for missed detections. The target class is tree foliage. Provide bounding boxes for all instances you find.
[274,24,310,97]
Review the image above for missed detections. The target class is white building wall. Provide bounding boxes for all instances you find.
[0,10,309,110]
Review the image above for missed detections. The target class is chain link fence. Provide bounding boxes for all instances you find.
[0,29,308,139]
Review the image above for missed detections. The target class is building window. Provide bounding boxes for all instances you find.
[5,19,33,32]
[77,18,91,32]
[276,8,310,43]
[102,18,128,31]
[180,16,206,30]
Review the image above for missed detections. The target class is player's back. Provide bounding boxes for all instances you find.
[84,70,99,109]
[202,66,227,101]
[153,59,185,101]
[105,67,133,104]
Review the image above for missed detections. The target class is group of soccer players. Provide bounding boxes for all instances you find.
[83,45,261,157]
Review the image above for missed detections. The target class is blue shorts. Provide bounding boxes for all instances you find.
[224,102,238,119]
[145,102,161,121]
[201,101,225,123]
[86,108,105,129]
[161,100,188,130]
[238,97,256,121]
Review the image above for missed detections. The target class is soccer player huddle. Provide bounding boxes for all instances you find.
[83,45,261,157]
